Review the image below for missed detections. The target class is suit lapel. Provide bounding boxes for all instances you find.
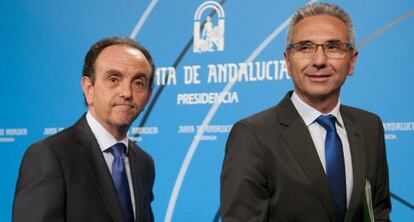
[278,94,336,221]
[128,142,144,222]
[341,107,366,221]
[74,116,125,222]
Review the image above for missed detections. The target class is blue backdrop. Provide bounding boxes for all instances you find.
[1,0,413,221]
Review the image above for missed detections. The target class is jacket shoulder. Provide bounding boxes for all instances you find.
[238,106,278,128]
[29,123,78,149]
[341,105,383,124]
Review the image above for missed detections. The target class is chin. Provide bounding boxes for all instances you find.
[308,88,338,99]
[110,116,136,128]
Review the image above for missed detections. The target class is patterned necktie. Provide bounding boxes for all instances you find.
[107,143,134,222]
[316,115,347,222]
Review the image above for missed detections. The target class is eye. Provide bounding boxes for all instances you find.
[297,43,315,52]
[133,79,147,89]
[108,76,120,83]
[325,43,341,51]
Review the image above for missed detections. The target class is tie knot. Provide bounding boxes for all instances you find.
[316,115,337,132]
[107,143,127,158]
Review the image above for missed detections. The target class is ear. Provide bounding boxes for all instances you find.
[284,51,293,78]
[347,50,358,76]
[81,76,94,105]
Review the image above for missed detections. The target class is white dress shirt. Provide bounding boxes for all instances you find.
[86,112,136,217]
[290,91,353,207]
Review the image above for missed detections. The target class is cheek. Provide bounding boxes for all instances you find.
[289,65,306,81]
[134,92,150,105]
[94,89,113,106]
[333,62,351,78]
[290,60,308,73]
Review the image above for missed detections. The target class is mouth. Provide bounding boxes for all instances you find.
[112,103,135,110]
[305,73,332,82]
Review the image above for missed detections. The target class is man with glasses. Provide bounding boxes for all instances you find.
[221,2,391,221]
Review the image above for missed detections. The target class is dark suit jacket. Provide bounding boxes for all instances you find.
[13,115,155,222]
[221,92,391,222]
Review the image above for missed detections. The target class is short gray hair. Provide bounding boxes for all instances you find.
[286,2,355,46]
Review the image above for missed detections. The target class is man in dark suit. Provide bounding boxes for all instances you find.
[221,2,391,222]
[13,37,155,222]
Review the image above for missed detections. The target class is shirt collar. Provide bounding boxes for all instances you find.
[290,91,344,128]
[86,111,129,153]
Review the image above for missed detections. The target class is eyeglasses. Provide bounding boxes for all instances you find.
[286,42,354,59]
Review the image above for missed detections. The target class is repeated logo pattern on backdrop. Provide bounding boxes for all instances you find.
[1,0,413,221]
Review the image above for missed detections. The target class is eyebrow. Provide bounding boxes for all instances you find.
[132,72,149,82]
[294,39,343,44]
[105,69,123,78]
[325,39,342,43]
[294,40,313,44]
[105,70,149,80]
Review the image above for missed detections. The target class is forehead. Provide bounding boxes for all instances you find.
[95,45,151,74]
[291,15,349,43]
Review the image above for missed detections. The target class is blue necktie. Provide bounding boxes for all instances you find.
[316,115,347,222]
[107,143,134,222]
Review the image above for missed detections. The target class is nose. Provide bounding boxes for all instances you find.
[119,81,132,99]
[311,45,328,69]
